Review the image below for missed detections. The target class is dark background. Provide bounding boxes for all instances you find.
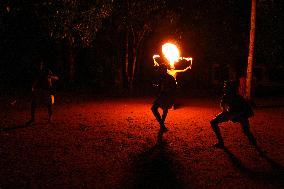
[1,0,283,97]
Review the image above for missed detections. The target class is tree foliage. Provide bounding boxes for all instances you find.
[110,0,181,91]
[33,0,113,47]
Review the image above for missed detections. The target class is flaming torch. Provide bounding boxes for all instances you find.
[162,43,180,68]
[153,42,193,80]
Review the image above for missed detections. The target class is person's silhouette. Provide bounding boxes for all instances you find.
[153,55,192,80]
[27,61,59,124]
[210,81,255,148]
[151,63,177,132]
[153,55,192,109]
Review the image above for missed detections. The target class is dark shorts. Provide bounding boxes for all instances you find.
[153,93,175,110]
[212,111,249,123]
[32,89,52,105]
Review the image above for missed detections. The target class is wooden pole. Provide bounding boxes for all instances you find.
[246,0,256,100]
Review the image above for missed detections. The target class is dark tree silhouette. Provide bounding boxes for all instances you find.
[111,0,182,92]
[32,0,114,83]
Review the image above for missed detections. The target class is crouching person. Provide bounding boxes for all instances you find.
[210,80,256,148]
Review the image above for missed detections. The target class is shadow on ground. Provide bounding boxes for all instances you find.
[222,145,284,188]
[0,122,33,132]
[124,131,186,189]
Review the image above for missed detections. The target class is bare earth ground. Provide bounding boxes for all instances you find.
[0,94,283,189]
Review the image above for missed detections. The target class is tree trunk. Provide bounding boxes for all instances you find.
[68,50,76,84]
[246,0,256,100]
[129,45,137,93]
[125,31,129,89]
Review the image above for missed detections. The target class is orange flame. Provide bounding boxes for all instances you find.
[162,43,180,68]
[153,42,193,78]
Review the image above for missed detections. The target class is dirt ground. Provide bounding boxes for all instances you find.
[0,95,283,189]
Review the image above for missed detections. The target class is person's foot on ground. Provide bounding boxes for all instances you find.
[213,142,224,148]
[160,125,168,132]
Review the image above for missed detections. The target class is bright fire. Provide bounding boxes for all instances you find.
[162,43,180,68]
[153,42,193,75]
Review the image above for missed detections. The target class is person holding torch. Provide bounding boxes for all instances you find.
[153,43,193,109]
[151,57,177,132]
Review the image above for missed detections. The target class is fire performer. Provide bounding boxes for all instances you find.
[210,81,256,148]
[153,43,192,109]
[151,60,177,132]
[153,55,192,81]
[27,61,59,124]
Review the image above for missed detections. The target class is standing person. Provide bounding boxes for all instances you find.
[153,55,192,109]
[151,62,177,132]
[27,61,59,124]
[210,80,256,148]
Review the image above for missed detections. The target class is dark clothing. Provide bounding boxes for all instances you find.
[153,73,177,109]
[33,69,54,91]
[210,88,255,146]
[31,68,55,106]
[30,66,58,122]
[219,94,253,122]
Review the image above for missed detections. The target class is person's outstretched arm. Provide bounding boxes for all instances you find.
[48,70,59,81]
[50,75,59,81]
[153,55,160,66]
[175,57,193,73]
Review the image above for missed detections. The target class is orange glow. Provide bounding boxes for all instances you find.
[153,55,160,66]
[153,55,160,59]
[162,43,180,68]
[51,95,55,104]
[153,42,194,80]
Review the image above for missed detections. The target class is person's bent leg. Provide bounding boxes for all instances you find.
[47,95,53,123]
[210,112,228,147]
[240,118,257,147]
[161,108,168,124]
[160,108,168,131]
[151,104,163,126]
[26,99,36,125]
